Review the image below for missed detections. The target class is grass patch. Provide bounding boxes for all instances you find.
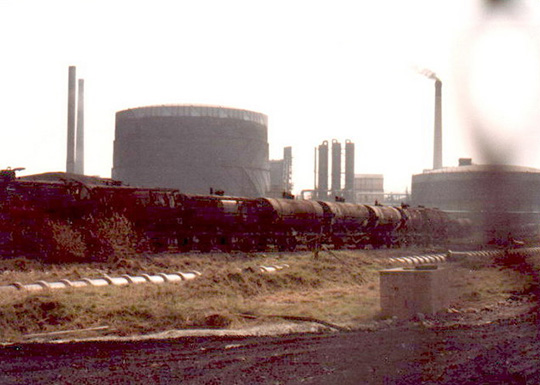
[0,249,533,342]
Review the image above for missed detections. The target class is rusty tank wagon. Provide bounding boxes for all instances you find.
[0,169,472,260]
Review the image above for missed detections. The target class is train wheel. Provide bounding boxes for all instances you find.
[150,239,168,253]
[371,237,383,249]
[177,237,192,252]
[217,236,232,252]
[238,237,255,252]
[277,237,288,252]
[255,237,268,252]
[306,240,319,251]
[333,238,344,250]
[286,237,297,252]
[198,236,214,253]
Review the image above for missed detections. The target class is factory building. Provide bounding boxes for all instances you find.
[112,105,270,197]
[268,147,293,198]
[354,174,384,204]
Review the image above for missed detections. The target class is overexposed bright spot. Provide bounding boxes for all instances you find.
[468,22,540,144]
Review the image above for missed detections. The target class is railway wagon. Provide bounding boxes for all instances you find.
[256,198,327,251]
[399,206,452,246]
[318,202,372,248]
[364,205,404,248]
[178,194,260,252]
[0,177,88,256]
[85,185,183,251]
[0,169,476,258]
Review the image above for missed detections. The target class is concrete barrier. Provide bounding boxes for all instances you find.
[380,265,449,319]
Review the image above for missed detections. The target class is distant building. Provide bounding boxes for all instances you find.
[267,147,293,198]
[354,174,384,204]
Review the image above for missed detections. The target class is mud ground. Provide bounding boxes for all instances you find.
[1,297,539,384]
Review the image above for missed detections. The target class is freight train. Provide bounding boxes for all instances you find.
[0,170,469,259]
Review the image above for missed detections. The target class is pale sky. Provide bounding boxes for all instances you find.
[1,0,540,194]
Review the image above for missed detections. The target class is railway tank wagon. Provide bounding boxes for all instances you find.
[84,185,184,252]
[177,194,260,252]
[399,206,451,246]
[318,201,372,248]
[256,198,327,251]
[364,205,404,248]
[0,169,474,258]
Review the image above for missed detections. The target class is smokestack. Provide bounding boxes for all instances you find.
[433,79,442,169]
[331,139,341,195]
[317,141,329,200]
[75,78,85,174]
[415,67,443,169]
[66,66,76,174]
[345,139,355,201]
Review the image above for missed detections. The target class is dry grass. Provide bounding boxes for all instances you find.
[0,249,533,342]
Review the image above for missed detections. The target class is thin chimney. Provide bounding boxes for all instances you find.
[75,78,85,174]
[433,79,442,169]
[415,67,443,170]
[66,66,76,173]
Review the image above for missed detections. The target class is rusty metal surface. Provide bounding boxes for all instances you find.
[367,205,403,229]
[319,201,371,230]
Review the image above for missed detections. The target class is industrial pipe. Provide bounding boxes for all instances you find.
[0,270,202,293]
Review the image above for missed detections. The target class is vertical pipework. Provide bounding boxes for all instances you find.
[433,79,442,169]
[331,139,341,196]
[66,66,76,174]
[75,78,85,174]
[345,139,355,201]
[283,146,292,192]
[318,141,329,200]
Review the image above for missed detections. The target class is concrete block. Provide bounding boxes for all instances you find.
[379,266,449,319]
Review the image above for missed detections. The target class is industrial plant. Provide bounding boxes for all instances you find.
[31,65,540,229]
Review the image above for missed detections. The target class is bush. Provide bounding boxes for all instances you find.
[40,219,87,263]
[81,213,144,262]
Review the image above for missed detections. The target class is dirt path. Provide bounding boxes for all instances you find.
[1,303,539,384]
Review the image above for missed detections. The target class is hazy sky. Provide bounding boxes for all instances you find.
[1,0,540,193]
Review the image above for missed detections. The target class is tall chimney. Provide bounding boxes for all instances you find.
[66,66,76,174]
[75,78,85,174]
[433,79,442,169]
[331,139,341,195]
[344,139,355,201]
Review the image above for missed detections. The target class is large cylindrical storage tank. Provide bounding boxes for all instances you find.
[411,163,540,241]
[112,105,270,197]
